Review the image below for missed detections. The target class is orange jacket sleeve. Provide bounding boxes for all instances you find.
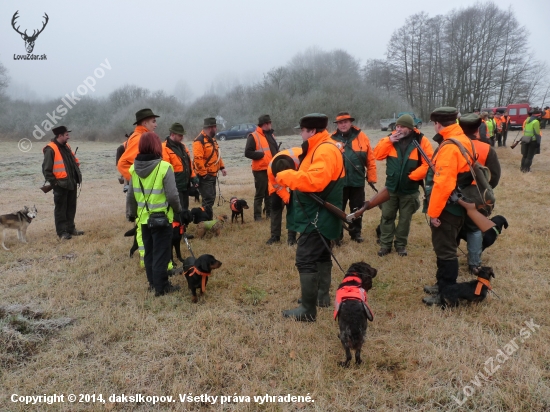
[117,135,140,181]
[192,140,206,177]
[373,136,393,160]
[408,136,434,181]
[276,145,342,193]
[359,131,377,183]
[427,147,460,218]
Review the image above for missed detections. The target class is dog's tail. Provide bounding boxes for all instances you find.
[124,227,136,237]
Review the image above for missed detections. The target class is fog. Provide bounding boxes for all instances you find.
[1,0,548,101]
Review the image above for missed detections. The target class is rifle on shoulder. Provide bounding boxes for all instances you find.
[412,139,495,233]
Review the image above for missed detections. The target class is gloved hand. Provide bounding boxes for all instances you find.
[191,176,200,186]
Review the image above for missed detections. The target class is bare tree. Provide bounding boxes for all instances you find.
[0,59,9,96]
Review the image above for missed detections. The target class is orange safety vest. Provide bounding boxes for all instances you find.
[333,276,373,321]
[471,139,489,166]
[45,142,79,179]
[543,109,550,119]
[250,127,274,171]
[162,140,195,176]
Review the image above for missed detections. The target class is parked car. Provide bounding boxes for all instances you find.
[380,112,422,131]
[216,123,256,141]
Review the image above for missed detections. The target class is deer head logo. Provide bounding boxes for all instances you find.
[11,11,49,54]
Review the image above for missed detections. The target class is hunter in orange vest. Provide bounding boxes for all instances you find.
[458,114,502,272]
[42,126,83,240]
[192,117,227,209]
[117,108,160,182]
[541,106,550,129]
[244,114,279,223]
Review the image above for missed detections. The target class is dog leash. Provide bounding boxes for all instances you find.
[216,173,227,207]
[183,234,195,259]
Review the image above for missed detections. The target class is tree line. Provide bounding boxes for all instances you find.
[0,48,409,141]
[364,2,549,120]
[0,1,546,141]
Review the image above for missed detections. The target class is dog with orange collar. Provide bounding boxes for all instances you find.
[334,261,377,367]
[182,254,223,303]
[441,266,495,308]
[229,197,249,224]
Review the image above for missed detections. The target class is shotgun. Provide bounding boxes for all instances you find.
[510,131,522,149]
[305,187,390,225]
[412,140,495,233]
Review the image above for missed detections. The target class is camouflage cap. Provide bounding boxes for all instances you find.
[430,107,458,123]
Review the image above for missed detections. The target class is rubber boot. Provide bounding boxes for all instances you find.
[434,258,459,306]
[283,272,318,322]
[424,258,443,294]
[316,261,332,307]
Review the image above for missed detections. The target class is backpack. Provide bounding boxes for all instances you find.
[115,133,131,166]
[443,138,495,216]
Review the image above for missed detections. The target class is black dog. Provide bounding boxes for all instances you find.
[482,215,508,251]
[188,186,201,203]
[190,205,213,224]
[124,210,194,265]
[230,197,249,224]
[124,226,139,258]
[441,266,495,308]
[183,254,223,303]
[334,262,377,367]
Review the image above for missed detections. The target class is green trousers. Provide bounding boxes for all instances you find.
[379,192,420,249]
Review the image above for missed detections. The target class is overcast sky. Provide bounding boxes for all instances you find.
[1,0,548,101]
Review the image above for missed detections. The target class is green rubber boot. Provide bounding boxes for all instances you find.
[282,272,318,322]
[316,261,332,307]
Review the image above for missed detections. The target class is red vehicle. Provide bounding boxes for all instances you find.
[506,103,530,130]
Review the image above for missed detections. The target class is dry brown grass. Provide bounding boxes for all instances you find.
[1,131,549,411]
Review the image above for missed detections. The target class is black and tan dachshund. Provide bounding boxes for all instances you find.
[441,266,495,308]
[182,254,223,303]
[229,197,249,224]
[334,262,377,367]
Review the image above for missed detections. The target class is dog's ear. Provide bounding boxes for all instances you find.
[489,268,495,278]
[368,266,377,279]
[503,218,509,229]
